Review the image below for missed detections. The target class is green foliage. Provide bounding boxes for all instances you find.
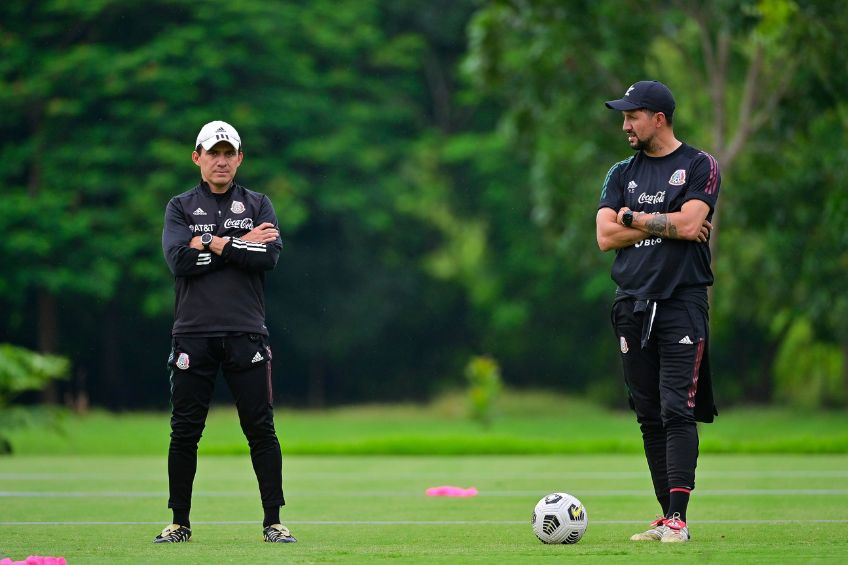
[2,0,848,408]
[1,0,490,406]
[0,343,69,454]
[466,0,848,406]
[0,344,69,400]
[464,355,503,428]
[773,319,845,409]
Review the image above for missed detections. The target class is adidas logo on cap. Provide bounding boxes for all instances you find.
[196,120,241,151]
[251,352,264,364]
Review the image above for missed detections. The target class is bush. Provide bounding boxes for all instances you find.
[0,343,70,454]
[773,320,845,409]
[465,355,502,428]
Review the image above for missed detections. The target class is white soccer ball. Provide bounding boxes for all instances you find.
[531,492,588,544]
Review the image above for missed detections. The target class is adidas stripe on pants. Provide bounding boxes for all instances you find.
[611,296,713,507]
[167,334,285,512]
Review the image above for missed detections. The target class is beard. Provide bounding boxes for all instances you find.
[629,135,649,151]
[628,133,659,153]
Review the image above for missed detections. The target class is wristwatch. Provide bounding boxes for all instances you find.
[200,232,213,250]
[622,210,634,227]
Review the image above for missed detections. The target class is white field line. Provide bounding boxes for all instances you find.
[0,519,847,526]
[1,470,847,481]
[2,489,848,498]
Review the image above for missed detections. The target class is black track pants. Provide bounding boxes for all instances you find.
[166,334,285,511]
[611,297,709,500]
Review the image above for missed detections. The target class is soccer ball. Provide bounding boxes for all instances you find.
[531,492,588,544]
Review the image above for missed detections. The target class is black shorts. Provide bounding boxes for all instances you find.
[611,297,716,424]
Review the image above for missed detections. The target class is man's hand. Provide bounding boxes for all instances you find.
[616,207,632,226]
[697,219,712,243]
[240,222,279,243]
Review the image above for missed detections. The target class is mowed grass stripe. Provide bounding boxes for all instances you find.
[3,519,847,526]
[3,469,847,480]
[3,488,848,497]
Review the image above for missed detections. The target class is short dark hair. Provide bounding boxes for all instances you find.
[644,109,673,127]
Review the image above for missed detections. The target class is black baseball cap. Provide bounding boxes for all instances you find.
[605,80,675,118]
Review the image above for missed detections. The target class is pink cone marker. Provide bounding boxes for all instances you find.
[426,485,478,497]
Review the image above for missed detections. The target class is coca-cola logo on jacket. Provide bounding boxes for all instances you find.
[224,218,254,230]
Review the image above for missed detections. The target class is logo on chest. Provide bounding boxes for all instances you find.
[230,201,246,214]
[637,191,665,205]
[224,218,254,230]
[668,169,687,186]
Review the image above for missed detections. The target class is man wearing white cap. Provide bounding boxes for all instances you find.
[157,121,295,544]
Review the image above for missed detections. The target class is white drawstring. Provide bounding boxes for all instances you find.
[640,300,657,349]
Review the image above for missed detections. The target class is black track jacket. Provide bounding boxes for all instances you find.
[162,181,282,336]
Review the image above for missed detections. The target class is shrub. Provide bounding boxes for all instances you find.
[0,344,70,454]
[465,355,502,428]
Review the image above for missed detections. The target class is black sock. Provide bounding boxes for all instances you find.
[657,493,670,516]
[667,489,690,522]
[263,505,281,528]
[172,509,190,528]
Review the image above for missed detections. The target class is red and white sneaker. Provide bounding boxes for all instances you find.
[629,516,668,541]
[660,513,690,543]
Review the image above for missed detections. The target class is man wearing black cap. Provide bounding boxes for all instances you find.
[156,120,296,544]
[596,81,721,543]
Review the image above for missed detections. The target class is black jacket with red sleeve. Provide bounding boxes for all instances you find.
[162,181,282,336]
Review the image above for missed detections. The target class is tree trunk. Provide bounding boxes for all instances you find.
[753,323,791,403]
[38,289,60,404]
[424,50,452,132]
[100,303,124,409]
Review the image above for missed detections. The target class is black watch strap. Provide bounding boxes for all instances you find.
[622,210,634,227]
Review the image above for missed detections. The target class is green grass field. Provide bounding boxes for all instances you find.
[6,391,848,456]
[2,394,847,563]
[1,454,846,564]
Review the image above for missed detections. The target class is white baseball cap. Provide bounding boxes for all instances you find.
[195,120,241,151]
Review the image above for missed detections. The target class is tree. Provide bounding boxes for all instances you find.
[5,0,845,408]
[464,0,848,404]
[1,0,490,406]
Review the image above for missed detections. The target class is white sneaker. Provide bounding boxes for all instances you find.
[629,517,667,541]
[660,513,690,543]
